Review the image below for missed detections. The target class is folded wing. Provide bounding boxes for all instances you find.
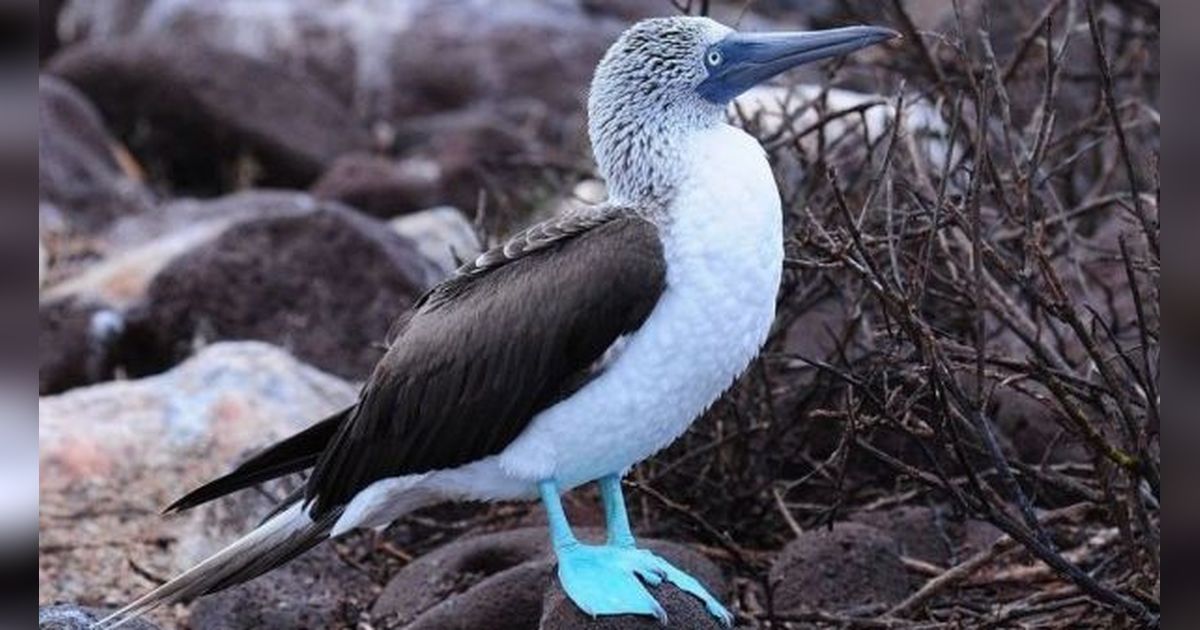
[304,210,667,517]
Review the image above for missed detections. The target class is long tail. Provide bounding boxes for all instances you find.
[164,407,351,514]
[94,502,340,629]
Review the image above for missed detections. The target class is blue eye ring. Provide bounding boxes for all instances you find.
[706,49,723,66]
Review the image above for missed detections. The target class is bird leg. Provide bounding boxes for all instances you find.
[537,478,733,626]
[598,474,636,547]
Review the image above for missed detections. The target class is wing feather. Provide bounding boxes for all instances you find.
[304,210,665,516]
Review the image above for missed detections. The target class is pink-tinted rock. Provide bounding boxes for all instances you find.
[39,342,356,625]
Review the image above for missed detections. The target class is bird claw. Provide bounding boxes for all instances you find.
[555,544,733,627]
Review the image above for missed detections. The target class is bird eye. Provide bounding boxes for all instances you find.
[706,50,723,66]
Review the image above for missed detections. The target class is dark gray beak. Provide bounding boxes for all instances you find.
[696,26,900,104]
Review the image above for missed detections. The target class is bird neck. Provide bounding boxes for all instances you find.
[588,103,721,208]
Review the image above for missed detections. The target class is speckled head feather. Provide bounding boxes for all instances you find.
[588,17,732,206]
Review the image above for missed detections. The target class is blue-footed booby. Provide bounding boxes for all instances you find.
[97,16,896,628]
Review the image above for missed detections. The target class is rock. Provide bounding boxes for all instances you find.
[389,105,582,219]
[38,342,357,618]
[187,543,374,629]
[541,584,726,630]
[124,201,441,381]
[39,239,47,288]
[1056,209,1158,358]
[312,152,444,218]
[59,0,622,122]
[40,0,66,60]
[48,36,371,194]
[43,191,321,307]
[39,192,450,391]
[39,75,151,234]
[38,295,124,395]
[40,604,161,629]
[105,190,325,252]
[389,206,481,277]
[851,505,1001,566]
[385,2,620,120]
[990,383,1089,466]
[39,192,310,392]
[41,216,235,315]
[769,521,912,613]
[56,0,624,211]
[373,527,728,630]
[373,528,549,629]
[57,0,149,42]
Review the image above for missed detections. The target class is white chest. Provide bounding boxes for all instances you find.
[497,125,783,487]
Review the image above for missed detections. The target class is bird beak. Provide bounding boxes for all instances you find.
[697,26,900,104]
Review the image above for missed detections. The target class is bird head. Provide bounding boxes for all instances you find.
[588,16,897,202]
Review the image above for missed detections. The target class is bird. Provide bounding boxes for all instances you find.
[97,16,897,628]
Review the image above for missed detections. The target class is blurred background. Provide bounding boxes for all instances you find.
[18,0,1173,628]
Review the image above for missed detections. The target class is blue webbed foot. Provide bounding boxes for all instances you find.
[555,543,734,626]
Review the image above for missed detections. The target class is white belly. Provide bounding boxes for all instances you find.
[332,125,782,531]
[494,124,783,488]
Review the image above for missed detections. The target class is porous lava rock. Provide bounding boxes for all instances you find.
[372,527,728,630]
[769,521,912,613]
[125,201,441,381]
[48,37,370,194]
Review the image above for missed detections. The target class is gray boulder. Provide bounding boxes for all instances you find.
[125,200,440,381]
[55,0,626,212]
[40,604,161,629]
[769,521,912,613]
[373,527,728,630]
[390,206,482,277]
[851,505,1001,567]
[48,36,371,194]
[186,542,374,629]
[312,152,445,218]
[38,294,124,395]
[39,75,151,234]
[41,192,449,391]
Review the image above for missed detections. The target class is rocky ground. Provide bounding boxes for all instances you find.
[39,1,1159,628]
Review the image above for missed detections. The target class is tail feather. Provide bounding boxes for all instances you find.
[164,407,350,514]
[94,502,339,629]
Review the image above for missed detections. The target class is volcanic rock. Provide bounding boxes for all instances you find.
[48,36,370,194]
[769,521,912,612]
[39,75,151,234]
[186,542,374,629]
[541,584,727,630]
[312,152,444,218]
[851,505,1002,566]
[373,527,727,630]
[39,604,161,629]
[38,294,124,395]
[124,201,440,381]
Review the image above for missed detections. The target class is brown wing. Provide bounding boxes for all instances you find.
[304,212,666,516]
